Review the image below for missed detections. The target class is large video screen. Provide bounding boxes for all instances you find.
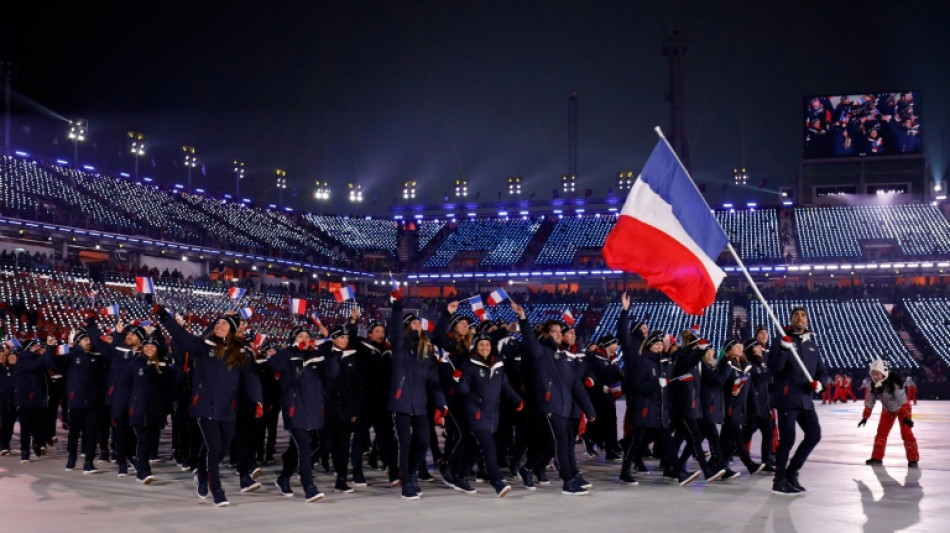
[803,91,920,159]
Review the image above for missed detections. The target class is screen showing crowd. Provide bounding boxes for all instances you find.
[803,91,920,159]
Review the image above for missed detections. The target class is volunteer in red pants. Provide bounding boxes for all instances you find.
[858,360,919,468]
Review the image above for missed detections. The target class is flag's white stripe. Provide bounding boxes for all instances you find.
[621,179,726,287]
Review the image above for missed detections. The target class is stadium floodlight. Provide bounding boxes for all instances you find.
[734,167,748,186]
[275,168,287,205]
[561,174,576,194]
[68,118,87,169]
[348,183,363,203]
[233,160,246,197]
[182,145,198,190]
[127,131,146,178]
[455,178,468,198]
[403,180,416,200]
[314,180,331,201]
[508,176,522,196]
[617,171,634,192]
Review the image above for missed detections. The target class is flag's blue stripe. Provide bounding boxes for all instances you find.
[638,141,728,259]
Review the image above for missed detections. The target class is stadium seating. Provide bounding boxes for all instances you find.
[716,209,783,261]
[425,219,540,268]
[535,216,616,265]
[304,215,397,253]
[748,299,916,370]
[900,298,950,366]
[795,204,950,259]
[417,220,446,251]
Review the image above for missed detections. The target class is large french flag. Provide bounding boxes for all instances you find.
[602,140,728,315]
[135,276,155,294]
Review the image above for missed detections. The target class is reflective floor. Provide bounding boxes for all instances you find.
[2,401,946,532]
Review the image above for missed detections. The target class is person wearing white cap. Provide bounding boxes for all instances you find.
[859,360,919,468]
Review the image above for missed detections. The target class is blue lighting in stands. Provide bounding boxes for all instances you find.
[83,165,95,171]
[553,209,562,214]
[608,207,618,212]
[723,203,733,209]
[242,198,251,203]
[394,215,403,220]
[467,213,477,217]
[445,213,455,218]
[285,207,293,212]
[519,210,529,215]
[782,200,793,206]
[498,211,508,217]
[268,204,276,209]
[56,159,69,165]
[195,188,205,193]
[14,151,29,157]
[119,172,131,178]
[174,184,184,189]
[414,214,424,219]
[747,202,757,208]
[142,177,152,183]
[223,194,232,199]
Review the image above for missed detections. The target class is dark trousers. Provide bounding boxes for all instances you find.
[0,405,14,450]
[350,410,374,474]
[775,408,821,481]
[18,406,44,459]
[743,416,775,465]
[46,379,65,442]
[471,429,504,484]
[588,397,619,452]
[67,408,100,464]
[113,414,132,469]
[326,417,353,479]
[133,425,159,478]
[263,405,279,459]
[511,408,536,469]
[447,411,473,479]
[721,421,756,470]
[96,405,110,458]
[393,412,429,486]
[282,428,319,488]
[196,417,236,493]
[624,425,679,475]
[675,416,711,472]
[698,419,727,469]
[532,413,575,483]
[231,408,258,476]
[373,409,398,480]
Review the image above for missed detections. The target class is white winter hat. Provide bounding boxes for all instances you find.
[869,360,889,382]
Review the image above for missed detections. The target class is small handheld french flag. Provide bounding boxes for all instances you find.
[470,295,487,321]
[6,336,22,349]
[487,288,509,307]
[253,332,266,346]
[228,287,247,300]
[562,309,575,326]
[334,285,356,303]
[56,344,70,356]
[289,298,307,315]
[135,276,155,294]
[240,307,254,320]
[609,381,623,399]
[102,304,121,316]
[309,310,322,327]
[420,318,435,332]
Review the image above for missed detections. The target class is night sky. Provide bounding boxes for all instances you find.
[3,1,949,214]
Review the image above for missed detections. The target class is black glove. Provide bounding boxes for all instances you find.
[152,304,171,322]
[902,418,914,428]
[857,418,867,428]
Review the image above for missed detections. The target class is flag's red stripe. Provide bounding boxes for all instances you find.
[602,215,717,315]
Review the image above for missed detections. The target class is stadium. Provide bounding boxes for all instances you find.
[1,2,948,532]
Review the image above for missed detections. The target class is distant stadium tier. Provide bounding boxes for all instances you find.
[748,299,916,370]
[901,298,950,368]
[804,91,920,159]
[795,204,950,259]
[424,219,541,268]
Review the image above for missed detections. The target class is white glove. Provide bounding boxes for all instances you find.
[659,377,668,388]
[780,336,794,350]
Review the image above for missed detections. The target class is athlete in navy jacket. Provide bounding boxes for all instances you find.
[157,307,262,507]
[513,301,595,496]
[388,295,447,501]
[13,340,51,462]
[127,336,177,484]
[453,333,522,497]
[51,331,107,473]
[768,307,830,496]
[269,325,339,503]
[0,344,16,455]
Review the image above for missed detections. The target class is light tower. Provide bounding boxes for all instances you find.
[508,176,522,196]
[233,160,246,197]
[402,180,416,201]
[663,29,691,171]
[454,179,468,198]
[182,146,198,190]
[617,171,635,192]
[68,118,87,167]
[127,132,146,178]
[275,169,287,205]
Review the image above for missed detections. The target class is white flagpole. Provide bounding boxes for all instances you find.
[652,126,814,382]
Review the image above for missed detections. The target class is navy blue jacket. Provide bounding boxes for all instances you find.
[162,317,262,421]
[52,346,108,410]
[267,345,338,430]
[324,343,362,421]
[627,350,673,429]
[700,356,731,425]
[565,350,589,419]
[455,355,521,432]
[767,329,830,410]
[126,357,176,427]
[387,301,446,416]
[517,318,595,419]
[723,363,751,425]
[13,348,51,408]
[586,348,621,406]
[0,363,16,411]
[85,319,136,408]
[347,322,390,415]
[617,310,646,392]
[432,311,471,408]
[670,346,704,419]
[745,353,771,419]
